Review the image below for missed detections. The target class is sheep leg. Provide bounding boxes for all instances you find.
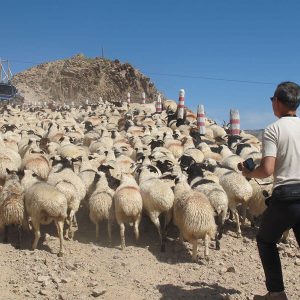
[192,240,198,262]
[16,225,22,249]
[72,214,78,228]
[134,214,141,241]
[160,212,168,252]
[149,214,162,250]
[65,210,75,240]
[107,219,112,245]
[3,225,8,243]
[204,234,209,259]
[31,220,41,250]
[215,215,222,250]
[232,208,242,237]
[56,220,64,257]
[95,223,100,241]
[120,223,126,250]
[241,204,247,226]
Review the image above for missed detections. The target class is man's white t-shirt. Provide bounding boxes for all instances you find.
[262,116,300,189]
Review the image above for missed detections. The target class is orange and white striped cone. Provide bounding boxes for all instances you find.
[197,104,206,135]
[229,109,240,135]
[142,92,146,104]
[177,89,185,119]
[127,92,131,104]
[156,94,162,113]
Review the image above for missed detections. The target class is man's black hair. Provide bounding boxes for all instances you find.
[274,81,300,110]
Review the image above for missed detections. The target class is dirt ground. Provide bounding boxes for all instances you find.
[0,206,299,300]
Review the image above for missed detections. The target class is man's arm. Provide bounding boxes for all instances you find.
[241,156,276,179]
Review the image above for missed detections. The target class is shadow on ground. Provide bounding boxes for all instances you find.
[157,281,241,299]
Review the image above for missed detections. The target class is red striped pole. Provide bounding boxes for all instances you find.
[229,109,240,135]
[156,94,162,113]
[142,92,146,104]
[177,89,185,119]
[127,92,131,104]
[197,104,206,135]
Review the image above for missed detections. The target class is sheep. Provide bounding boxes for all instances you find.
[197,142,222,161]
[113,174,143,249]
[138,164,174,252]
[242,179,273,227]
[48,156,86,239]
[0,169,26,249]
[173,173,216,261]
[218,145,244,172]
[201,159,253,237]
[186,163,228,250]
[89,172,114,243]
[21,170,67,256]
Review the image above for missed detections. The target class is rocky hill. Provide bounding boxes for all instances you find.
[12,54,161,104]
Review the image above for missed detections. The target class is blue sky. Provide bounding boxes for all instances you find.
[1,0,300,129]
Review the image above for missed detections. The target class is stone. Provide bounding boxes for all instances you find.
[295,258,300,266]
[88,281,98,288]
[227,266,236,273]
[39,289,50,296]
[61,277,72,283]
[91,289,107,297]
[37,275,50,283]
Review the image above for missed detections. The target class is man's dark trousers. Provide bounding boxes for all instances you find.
[256,199,300,292]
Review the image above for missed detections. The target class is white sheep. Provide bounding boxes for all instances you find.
[173,173,216,261]
[0,169,26,249]
[202,159,253,237]
[113,174,143,249]
[138,164,174,252]
[187,163,228,250]
[89,172,114,243]
[48,156,86,239]
[21,170,68,256]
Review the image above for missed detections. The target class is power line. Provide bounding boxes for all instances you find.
[147,72,275,85]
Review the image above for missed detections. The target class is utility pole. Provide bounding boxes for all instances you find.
[102,47,104,58]
[0,59,13,83]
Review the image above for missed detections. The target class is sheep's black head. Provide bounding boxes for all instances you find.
[178,155,195,171]
[186,162,205,183]
[98,164,114,174]
[156,159,174,174]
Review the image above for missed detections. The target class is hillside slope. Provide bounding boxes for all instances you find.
[12,54,160,104]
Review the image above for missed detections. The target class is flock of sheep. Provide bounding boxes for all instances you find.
[0,99,273,260]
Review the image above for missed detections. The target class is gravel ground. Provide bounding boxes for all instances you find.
[0,207,299,300]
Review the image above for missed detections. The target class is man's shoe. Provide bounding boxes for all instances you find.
[253,291,288,300]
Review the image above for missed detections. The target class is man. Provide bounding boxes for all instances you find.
[240,81,300,300]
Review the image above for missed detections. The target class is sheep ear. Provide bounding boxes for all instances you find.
[6,168,12,174]
[58,136,65,142]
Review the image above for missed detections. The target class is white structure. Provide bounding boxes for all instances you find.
[142,92,146,104]
[177,89,185,119]
[156,94,162,113]
[197,104,206,135]
[229,109,240,136]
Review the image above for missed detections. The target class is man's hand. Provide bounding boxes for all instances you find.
[238,156,276,179]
